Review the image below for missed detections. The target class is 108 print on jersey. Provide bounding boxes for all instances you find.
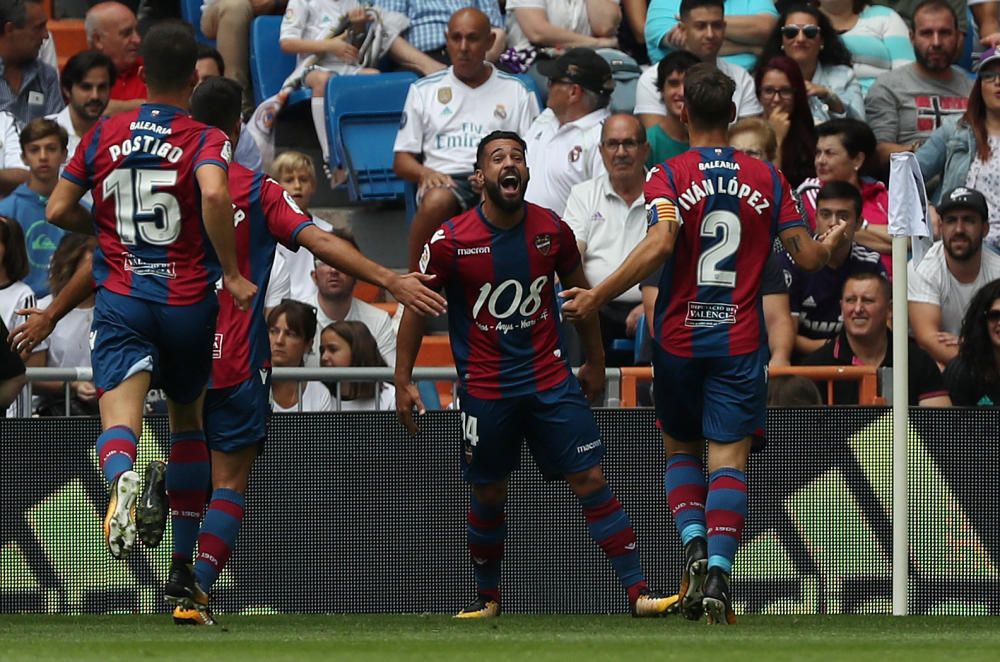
[471,276,550,334]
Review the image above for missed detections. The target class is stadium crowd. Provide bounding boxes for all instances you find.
[3,0,1000,627]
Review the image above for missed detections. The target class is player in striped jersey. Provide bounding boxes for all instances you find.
[395,130,676,619]
[560,64,849,625]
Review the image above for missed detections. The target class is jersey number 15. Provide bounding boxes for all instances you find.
[102,169,182,245]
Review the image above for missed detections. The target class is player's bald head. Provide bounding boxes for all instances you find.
[447,7,490,36]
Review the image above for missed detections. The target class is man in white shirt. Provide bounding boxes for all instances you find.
[394,7,539,271]
[46,50,113,162]
[562,112,648,364]
[306,227,397,368]
[0,110,27,196]
[909,187,1000,367]
[524,47,614,216]
[634,0,762,128]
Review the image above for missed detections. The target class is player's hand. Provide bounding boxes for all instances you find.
[577,360,605,403]
[224,274,258,312]
[329,35,360,63]
[418,170,456,193]
[395,380,425,435]
[388,273,447,317]
[559,287,600,322]
[8,308,55,360]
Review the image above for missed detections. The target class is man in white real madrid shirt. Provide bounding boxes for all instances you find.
[394,7,539,272]
[523,47,613,217]
[0,110,27,195]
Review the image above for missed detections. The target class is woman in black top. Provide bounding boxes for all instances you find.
[944,279,1000,406]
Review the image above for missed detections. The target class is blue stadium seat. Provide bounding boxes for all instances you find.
[416,381,442,410]
[959,7,979,76]
[324,72,417,201]
[250,16,311,107]
[180,0,215,46]
[514,72,544,109]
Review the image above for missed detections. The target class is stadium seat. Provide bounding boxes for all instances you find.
[324,72,418,201]
[250,16,311,107]
[514,72,544,109]
[180,0,215,46]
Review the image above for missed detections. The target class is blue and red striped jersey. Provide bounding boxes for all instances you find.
[63,103,232,306]
[209,164,313,390]
[420,203,580,399]
[646,147,805,358]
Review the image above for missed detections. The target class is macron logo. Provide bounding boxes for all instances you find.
[259,368,268,384]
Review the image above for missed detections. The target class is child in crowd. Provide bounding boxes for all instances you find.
[319,320,395,411]
[0,217,45,415]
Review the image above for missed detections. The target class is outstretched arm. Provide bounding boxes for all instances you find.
[394,306,428,435]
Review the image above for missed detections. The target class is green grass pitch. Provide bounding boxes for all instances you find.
[2,614,999,661]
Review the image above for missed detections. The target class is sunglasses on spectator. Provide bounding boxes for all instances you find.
[781,24,821,39]
[985,310,1000,324]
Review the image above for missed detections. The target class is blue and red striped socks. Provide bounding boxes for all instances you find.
[467,494,505,602]
[166,431,210,563]
[705,468,748,574]
[578,484,646,603]
[664,453,707,545]
[96,425,138,484]
[194,488,245,591]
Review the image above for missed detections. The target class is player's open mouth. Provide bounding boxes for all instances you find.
[500,173,520,194]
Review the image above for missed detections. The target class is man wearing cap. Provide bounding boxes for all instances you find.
[909,186,1000,367]
[524,47,613,216]
[394,7,539,272]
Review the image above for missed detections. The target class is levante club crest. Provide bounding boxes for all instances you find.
[534,234,552,255]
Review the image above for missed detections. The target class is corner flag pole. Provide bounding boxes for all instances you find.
[887,152,931,616]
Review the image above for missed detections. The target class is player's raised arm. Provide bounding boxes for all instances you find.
[561,219,680,322]
[297,225,446,317]
[778,222,848,272]
[394,306,428,435]
[196,162,256,311]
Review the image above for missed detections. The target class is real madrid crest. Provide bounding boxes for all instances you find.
[494,104,507,120]
[534,234,552,255]
[438,87,452,104]
[569,145,582,163]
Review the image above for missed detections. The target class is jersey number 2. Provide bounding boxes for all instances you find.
[102,169,182,245]
[697,210,740,288]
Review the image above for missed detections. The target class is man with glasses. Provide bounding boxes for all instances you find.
[563,113,650,365]
[866,0,972,167]
[909,187,1000,367]
[524,47,614,215]
[635,0,763,129]
[780,181,886,360]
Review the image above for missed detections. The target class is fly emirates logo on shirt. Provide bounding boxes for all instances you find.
[435,121,485,150]
[674,161,772,215]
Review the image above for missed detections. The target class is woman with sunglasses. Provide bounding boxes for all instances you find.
[818,0,914,94]
[917,49,1000,251]
[944,279,1000,406]
[754,55,817,187]
[757,4,864,124]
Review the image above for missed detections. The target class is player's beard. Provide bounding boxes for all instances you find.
[483,172,525,213]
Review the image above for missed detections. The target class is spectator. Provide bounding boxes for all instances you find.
[319,320,395,410]
[85,2,145,115]
[0,317,24,411]
[0,110,27,195]
[194,44,262,171]
[871,0,968,33]
[756,4,865,123]
[268,299,333,412]
[972,1,1000,50]
[818,0,914,94]
[801,272,951,405]
[307,227,396,368]
[269,151,332,304]
[865,0,971,168]
[524,47,613,215]
[728,116,777,161]
[376,0,506,65]
[754,55,816,187]
[0,119,67,296]
[32,235,99,416]
[767,374,822,406]
[502,0,620,84]
[47,51,114,161]
[394,7,538,271]
[644,50,699,166]
[943,278,1000,405]
[634,0,763,129]
[917,48,1000,250]
[200,0,278,115]
[908,187,1000,367]
[645,0,777,70]
[619,0,651,65]
[0,216,41,414]
[279,0,411,182]
[0,0,64,125]
[798,119,892,274]
[563,113,648,365]
[781,180,885,358]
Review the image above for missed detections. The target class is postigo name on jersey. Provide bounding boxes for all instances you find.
[675,174,771,214]
[108,134,184,163]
